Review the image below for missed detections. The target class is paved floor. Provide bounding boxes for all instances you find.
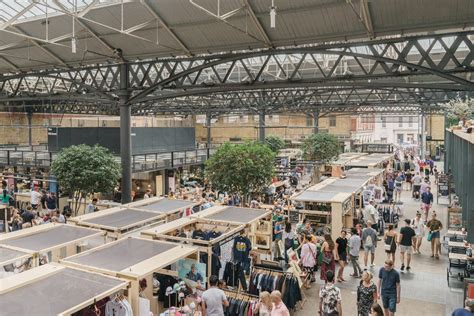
[295,169,464,316]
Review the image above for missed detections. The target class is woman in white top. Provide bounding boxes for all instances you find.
[411,211,425,254]
[253,291,272,316]
[299,235,317,289]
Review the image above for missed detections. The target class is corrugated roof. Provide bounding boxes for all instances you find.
[0,0,473,72]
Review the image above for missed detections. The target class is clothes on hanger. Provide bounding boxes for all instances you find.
[232,235,252,264]
[200,252,222,276]
[224,296,257,316]
[104,295,132,316]
[223,262,247,290]
[247,270,302,310]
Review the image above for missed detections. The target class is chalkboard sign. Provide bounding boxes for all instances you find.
[438,175,449,196]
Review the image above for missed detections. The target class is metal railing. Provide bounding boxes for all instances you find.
[0,147,216,172]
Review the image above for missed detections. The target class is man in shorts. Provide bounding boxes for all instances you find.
[362,220,378,269]
[420,186,433,222]
[378,259,401,316]
[399,219,416,271]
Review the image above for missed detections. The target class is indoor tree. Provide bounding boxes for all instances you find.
[51,144,121,215]
[300,133,341,184]
[205,142,275,203]
[443,97,474,127]
[265,135,285,153]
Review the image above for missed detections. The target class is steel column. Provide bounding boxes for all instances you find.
[26,111,33,146]
[258,111,265,143]
[118,62,132,204]
[206,113,212,148]
[421,113,426,159]
[313,111,319,134]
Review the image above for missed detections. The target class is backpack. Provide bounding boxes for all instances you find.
[365,233,374,247]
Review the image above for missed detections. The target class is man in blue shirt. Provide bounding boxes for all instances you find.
[421,186,433,222]
[378,259,401,316]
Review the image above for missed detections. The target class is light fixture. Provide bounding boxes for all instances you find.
[270,0,276,28]
[71,37,77,54]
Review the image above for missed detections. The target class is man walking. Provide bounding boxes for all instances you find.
[378,259,401,316]
[421,186,433,222]
[202,275,229,316]
[426,212,443,259]
[362,220,378,269]
[363,200,378,231]
[399,219,416,272]
[349,227,363,278]
[319,270,342,316]
[412,172,422,199]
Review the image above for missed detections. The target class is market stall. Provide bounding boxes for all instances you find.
[192,205,273,252]
[0,223,104,265]
[69,207,166,239]
[345,153,394,170]
[291,168,384,240]
[61,237,197,316]
[326,152,368,177]
[0,263,129,316]
[70,198,197,239]
[141,213,247,280]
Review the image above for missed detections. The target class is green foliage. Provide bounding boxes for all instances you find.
[265,135,285,153]
[205,142,275,198]
[443,97,474,124]
[300,133,341,163]
[51,144,121,198]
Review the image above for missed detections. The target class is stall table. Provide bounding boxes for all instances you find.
[61,237,197,315]
[0,263,128,316]
[0,223,104,265]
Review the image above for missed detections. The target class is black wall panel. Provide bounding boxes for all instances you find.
[48,127,195,154]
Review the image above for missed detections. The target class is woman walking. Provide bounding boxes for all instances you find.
[320,234,336,282]
[357,271,378,316]
[384,224,398,266]
[299,235,317,289]
[253,291,273,316]
[335,230,348,282]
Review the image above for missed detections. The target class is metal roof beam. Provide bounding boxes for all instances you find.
[346,0,375,39]
[242,0,273,47]
[0,2,36,31]
[0,56,20,71]
[360,0,375,39]
[4,25,68,67]
[140,0,192,56]
[52,0,116,55]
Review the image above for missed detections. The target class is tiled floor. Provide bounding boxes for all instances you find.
[294,168,464,316]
